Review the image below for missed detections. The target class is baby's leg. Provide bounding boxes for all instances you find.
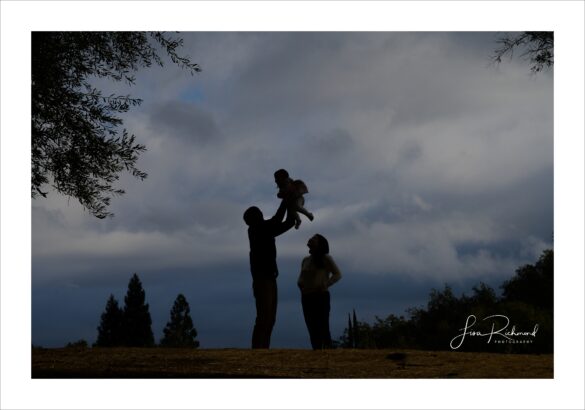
[294,209,302,229]
[285,197,302,229]
[295,197,314,221]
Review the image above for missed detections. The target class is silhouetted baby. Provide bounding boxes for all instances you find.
[274,169,314,229]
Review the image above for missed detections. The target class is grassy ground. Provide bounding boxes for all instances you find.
[31,347,553,378]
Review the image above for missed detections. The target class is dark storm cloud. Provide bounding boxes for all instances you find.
[148,100,221,145]
[309,128,355,155]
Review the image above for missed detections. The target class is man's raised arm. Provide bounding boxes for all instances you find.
[269,199,295,237]
[268,198,288,223]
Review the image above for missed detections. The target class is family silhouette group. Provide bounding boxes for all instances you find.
[243,169,342,349]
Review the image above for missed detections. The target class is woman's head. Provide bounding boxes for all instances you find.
[308,234,329,256]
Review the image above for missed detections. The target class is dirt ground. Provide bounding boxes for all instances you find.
[31,347,553,378]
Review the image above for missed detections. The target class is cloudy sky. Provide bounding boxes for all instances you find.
[31,32,553,349]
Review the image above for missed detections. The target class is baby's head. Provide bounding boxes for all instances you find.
[274,168,290,187]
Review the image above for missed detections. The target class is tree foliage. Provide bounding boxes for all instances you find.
[32,32,200,218]
[492,31,553,73]
[65,339,89,349]
[501,249,553,310]
[122,273,155,347]
[339,310,374,349]
[95,294,124,347]
[338,250,553,353]
[160,294,200,348]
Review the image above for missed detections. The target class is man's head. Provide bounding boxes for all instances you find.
[243,206,263,226]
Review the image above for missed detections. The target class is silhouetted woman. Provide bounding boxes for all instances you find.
[297,234,342,349]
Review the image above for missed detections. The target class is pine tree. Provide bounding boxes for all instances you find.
[95,294,124,347]
[122,273,154,347]
[352,309,360,349]
[160,294,200,348]
[347,313,354,348]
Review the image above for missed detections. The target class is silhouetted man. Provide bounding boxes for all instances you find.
[243,199,295,348]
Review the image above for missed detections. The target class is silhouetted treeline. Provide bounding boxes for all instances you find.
[339,249,553,353]
[95,273,199,348]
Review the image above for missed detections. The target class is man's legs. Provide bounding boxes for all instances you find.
[252,278,277,349]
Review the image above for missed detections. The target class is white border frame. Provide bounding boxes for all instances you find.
[2,1,583,409]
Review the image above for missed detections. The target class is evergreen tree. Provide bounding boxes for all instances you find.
[347,313,354,348]
[122,273,154,347]
[352,309,360,348]
[160,294,200,348]
[95,294,124,347]
[338,313,354,348]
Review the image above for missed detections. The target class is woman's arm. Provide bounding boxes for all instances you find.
[297,257,309,290]
[325,255,342,287]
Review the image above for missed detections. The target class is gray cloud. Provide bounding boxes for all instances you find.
[309,128,355,155]
[148,100,221,145]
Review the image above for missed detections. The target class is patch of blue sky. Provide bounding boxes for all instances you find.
[179,86,206,103]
